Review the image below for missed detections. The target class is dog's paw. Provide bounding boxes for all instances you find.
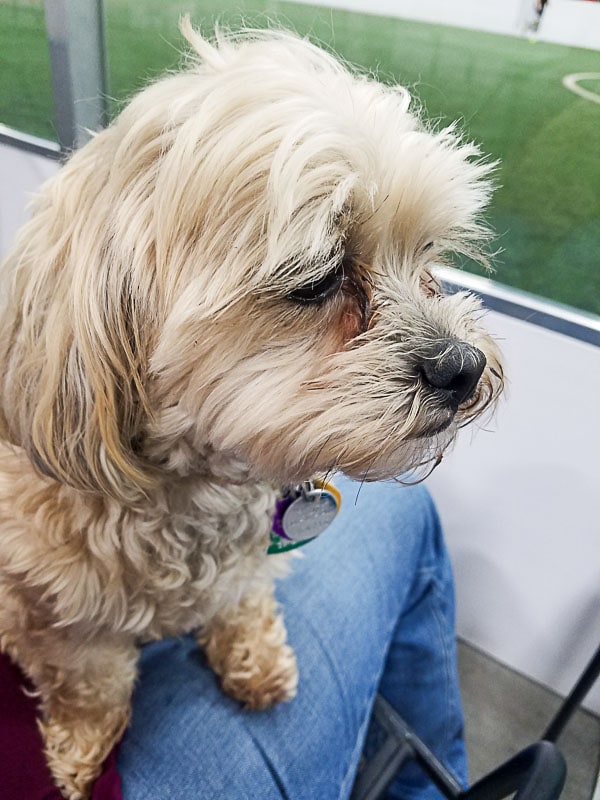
[220,638,299,710]
[41,719,100,799]
[200,593,299,710]
[40,709,128,800]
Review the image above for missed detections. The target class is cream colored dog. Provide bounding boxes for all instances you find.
[0,21,503,799]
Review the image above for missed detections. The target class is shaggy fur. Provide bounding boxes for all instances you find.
[0,20,503,799]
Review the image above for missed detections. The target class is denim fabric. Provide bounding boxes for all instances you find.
[118,478,467,799]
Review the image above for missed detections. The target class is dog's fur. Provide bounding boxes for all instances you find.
[0,21,503,799]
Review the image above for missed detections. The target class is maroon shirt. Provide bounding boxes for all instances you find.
[0,652,122,799]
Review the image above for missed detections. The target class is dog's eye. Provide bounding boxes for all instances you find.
[421,270,441,298]
[288,267,344,305]
[422,241,434,253]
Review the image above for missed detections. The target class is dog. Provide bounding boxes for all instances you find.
[0,19,503,799]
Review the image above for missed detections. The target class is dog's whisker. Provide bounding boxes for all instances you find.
[354,475,367,505]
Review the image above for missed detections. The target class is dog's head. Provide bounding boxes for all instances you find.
[0,21,503,499]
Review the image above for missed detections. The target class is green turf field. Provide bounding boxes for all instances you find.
[1,0,599,315]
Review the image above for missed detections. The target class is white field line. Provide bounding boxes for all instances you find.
[562,72,600,105]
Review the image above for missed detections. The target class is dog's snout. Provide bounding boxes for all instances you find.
[420,339,486,407]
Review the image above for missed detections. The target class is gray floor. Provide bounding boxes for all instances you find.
[458,641,600,800]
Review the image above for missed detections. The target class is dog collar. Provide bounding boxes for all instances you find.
[267,479,341,555]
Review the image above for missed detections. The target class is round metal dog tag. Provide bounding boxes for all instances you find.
[281,485,339,542]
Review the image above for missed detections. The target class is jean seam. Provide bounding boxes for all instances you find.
[431,576,453,757]
[386,569,466,798]
[338,613,399,800]
[244,727,291,800]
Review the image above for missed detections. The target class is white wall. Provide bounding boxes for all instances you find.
[538,0,600,50]
[292,0,600,50]
[0,142,59,258]
[428,312,600,715]
[2,146,599,714]
[291,0,526,36]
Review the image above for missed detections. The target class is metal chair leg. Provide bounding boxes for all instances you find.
[350,694,463,800]
[543,643,600,743]
[351,694,567,800]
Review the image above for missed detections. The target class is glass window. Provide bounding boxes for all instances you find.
[3,0,599,315]
[0,0,53,140]
[104,0,600,317]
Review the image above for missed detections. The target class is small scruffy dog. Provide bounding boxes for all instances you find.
[0,20,503,799]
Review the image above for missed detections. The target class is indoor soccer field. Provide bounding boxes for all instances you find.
[1,0,599,314]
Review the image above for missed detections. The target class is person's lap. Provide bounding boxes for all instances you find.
[118,477,466,800]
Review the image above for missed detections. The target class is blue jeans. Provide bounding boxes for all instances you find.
[118,478,467,799]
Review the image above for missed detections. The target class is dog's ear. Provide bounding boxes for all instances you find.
[0,145,158,504]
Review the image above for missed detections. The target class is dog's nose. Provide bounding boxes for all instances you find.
[420,339,486,407]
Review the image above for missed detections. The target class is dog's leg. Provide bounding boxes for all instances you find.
[199,587,298,710]
[6,633,138,800]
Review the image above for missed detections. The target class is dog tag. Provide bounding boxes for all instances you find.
[281,480,340,542]
[267,480,341,555]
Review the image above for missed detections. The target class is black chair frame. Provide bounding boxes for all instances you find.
[351,642,600,800]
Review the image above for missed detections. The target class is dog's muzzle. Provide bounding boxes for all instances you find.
[419,338,486,410]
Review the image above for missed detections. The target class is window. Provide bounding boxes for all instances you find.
[2,0,599,316]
